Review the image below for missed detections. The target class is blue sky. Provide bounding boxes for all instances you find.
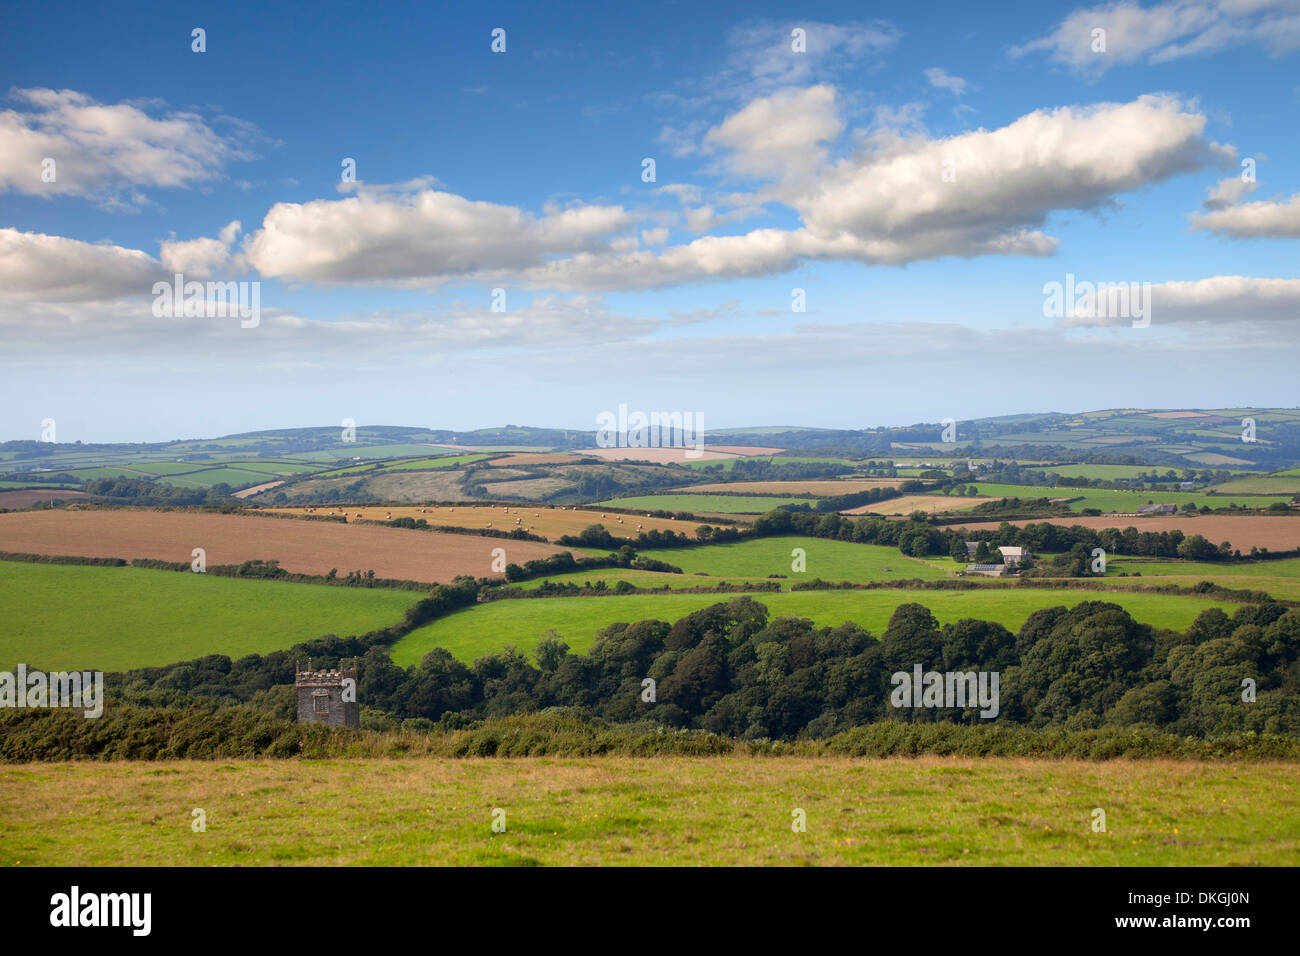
[2,0,1298,442]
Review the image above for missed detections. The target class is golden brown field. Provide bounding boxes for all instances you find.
[0,509,582,583]
[844,495,985,515]
[233,480,284,498]
[949,515,1300,552]
[270,503,697,541]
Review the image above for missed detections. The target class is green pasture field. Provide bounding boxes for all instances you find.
[27,466,141,481]
[0,481,81,489]
[509,538,952,592]
[509,569,775,591]
[1210,474,1300,495]
[382,454,490,471]
[1107,555,1300,578]
[337,443,464,458]
[123,461,244,476]
[155,467,283,489]
[768,456,860,467]
[2,757,1294,865]
[133,460,321,477]
[681,459,742,471]
[959,483,1287,512]
[313,454,487,478]
[1099,555,1300,600]
[389,588,1234,666]
[458,445,555,452]
[653,536,952,580]
[0,561,418,672]
[1022,464,1171,480]
[599,494,819,513]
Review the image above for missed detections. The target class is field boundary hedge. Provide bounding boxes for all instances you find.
[2,708,1296,762]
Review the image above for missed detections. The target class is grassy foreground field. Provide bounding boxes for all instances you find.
[2,757,1294,865]
[0,561,418,671]
[391,588,1234,665]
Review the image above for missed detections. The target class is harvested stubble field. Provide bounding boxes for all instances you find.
[0,509,578,583]
[949,515,1300,553]
[254,469,467,503]
[1,757,1294,866]
[844,495,985,515]
[598,494,819,513]
[269,504,697,541]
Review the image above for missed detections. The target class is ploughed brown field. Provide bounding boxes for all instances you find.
[687,479,902,495]
[0,509,582,583]
[947,515,1300,552]
[0,489,89,508]
[268,503,697,541]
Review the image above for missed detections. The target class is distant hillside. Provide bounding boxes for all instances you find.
[704,409,1300,469]
[3,409,1298,484]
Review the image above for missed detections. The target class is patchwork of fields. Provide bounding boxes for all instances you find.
[8,419,1300,873]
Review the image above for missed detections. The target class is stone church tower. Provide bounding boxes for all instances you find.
[295,659,360,728]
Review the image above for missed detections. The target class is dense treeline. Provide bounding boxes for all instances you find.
[91,592,1300,740]
[565,509,1261,568]
[83,477,237,506]
[348,598,1300,739]
[777,483,909,513]
[4,708,1298,762]
[503,545,682,582]
[688,459,855,481]
[745,510,1252,564]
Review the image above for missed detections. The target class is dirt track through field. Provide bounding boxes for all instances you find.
[0,509,583,583]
